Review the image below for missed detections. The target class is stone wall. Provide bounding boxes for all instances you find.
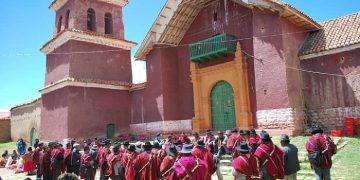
[10,99,42,143]
[307,106,360,132]
[129,120,192,135]
[0,119,11,143]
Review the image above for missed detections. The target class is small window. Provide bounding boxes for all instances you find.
[57,16,63,33]
[87,8,96,31]
[105,13,113,35]
[65,10,70,29]
[213,12,218,22]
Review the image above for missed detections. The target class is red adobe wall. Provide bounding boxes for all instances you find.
[301,48,360,131]
[54,0,125,39]
[45,42,71,86]
[67,87,131,139]
[40,87,69,141]
[68,40,132,82]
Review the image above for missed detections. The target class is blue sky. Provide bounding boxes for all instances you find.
[0,0,359,111]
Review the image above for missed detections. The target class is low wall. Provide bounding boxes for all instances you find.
[0,119,11,143]
[129,119,192,135]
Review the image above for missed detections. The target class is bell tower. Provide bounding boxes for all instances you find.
[40,0,136,141]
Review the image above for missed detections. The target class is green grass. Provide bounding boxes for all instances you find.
[0,142,17,155]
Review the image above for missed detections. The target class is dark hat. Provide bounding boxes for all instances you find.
[280,134,290,141]
[244,130,250,135]
[153,142,160,149]
[143,141,152,150]
[166,144,180,157]
[156,132,161,137]
[38,142,44,146]
[217,130,223,134]
[128,144,136,152]
[91,144,98,150]
[239,130,246,135]
[206,129,212,134]
[260,132,272,140]
[179,144,193,154]
[311,125,323,134]
[195,140,205,148]
[249,129,256,134]
[236,142,250,153]
[105,140,111,145]
[192,132,199,136]
[231,128,238,133]
[123,141,130,147]
[113,145,120,153]
[174,140,182,145]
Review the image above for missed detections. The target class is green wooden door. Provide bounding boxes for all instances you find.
[211,81,236,131]
[30,128,37,146]
[107,124,115,139]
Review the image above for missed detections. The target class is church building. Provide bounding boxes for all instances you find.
[10,0,360,142]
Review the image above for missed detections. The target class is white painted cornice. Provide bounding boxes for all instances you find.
[49,0,128,11]
[40,29,137,54]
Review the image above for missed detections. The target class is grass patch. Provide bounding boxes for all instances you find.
[0,142,17,155]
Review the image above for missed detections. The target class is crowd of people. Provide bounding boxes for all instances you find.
[0,125,337,180]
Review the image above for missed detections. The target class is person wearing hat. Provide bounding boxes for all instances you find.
[226,129,241,156]
[99,140,111,180]
[280,134,300,180]
[120,141,130,154]
[70,143,81,176]
[249,129,260,154]
[174,144,208,179]
[179,132,191,144]
[41,143,53,180]
[192,140,215,180]
[89,144,99,178]
[254,132,285,179]
[232,141,259,180]
[33,141,43,179]
[80,145,95,180]
[160,145,180,180]
[51,142,65,179]
[306,125,336,180]
[154,133,163,145]
[63,143,73,174]
[203,129,216,150]
[214,130,228,157]
[104,145,122,180]
[121,145,138,180]
[191,132,202,145]
[133,142,162,180]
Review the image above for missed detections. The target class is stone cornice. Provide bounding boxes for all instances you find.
[39,78,132,94]
[49,0,128,11]
[40,29,137,54]
[130,83,146,92]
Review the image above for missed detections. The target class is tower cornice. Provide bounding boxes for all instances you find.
[40,29,137,54]
[49,0,129,11]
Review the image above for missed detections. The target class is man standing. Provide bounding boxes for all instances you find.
[17,138,26,155]
[121,145,138,180]
[64,143,72,173]
[174,144,208,179]
[254,132,284,180]
[105,145,122,180]
[227,129,240,157]
[249,129,260,154]
[306,126,336,180]
[41,144,53,180]
[232,142,259,179]
[33,142,43,180]
[71,143,81,176]
[160,145,180,180]
[99,140,111,180]
[51,142,64,180]
[90,144,99,178]
[280,134,300,180]
[133,142,162,180]
[192,140,215,180]
[80,146,95,180]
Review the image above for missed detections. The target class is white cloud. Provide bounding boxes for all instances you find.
[131,57,147,84]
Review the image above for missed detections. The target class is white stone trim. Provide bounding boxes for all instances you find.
[129,119,192,134]
[39,80,130,94]
[41,29,136,54]
[50,0,128,11]
[300,43,360,60]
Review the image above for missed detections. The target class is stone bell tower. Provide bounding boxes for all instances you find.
[40,0,136,141]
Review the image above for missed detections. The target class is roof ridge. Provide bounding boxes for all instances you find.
[320,11,360,25]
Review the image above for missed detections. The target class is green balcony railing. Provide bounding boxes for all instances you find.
[189,33,237,63]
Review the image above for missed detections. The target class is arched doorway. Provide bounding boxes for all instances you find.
[30,128,37,146]
[211,81,236,131]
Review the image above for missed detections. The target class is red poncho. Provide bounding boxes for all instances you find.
[233,154,259,180]
[306,133,336,169]
[160,155,179,180]
[191,147,214,180]
[174,155,208,180]
[105,153,122,178]
[121,152,138,180]
[133,151,162,180]
[254,142,284,179]
[80,153,95,180]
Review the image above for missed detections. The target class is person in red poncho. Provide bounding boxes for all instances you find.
[51,142,64,180]
[121,145,138,180]
[104,145,122,180]
[174,144,208,180]
[99,140,111,180]
[80,146,95,180]
[254,132,284,180]
[63,143,72,173]
[33,142,43,179]
[249,129,261,154]
[179,132,191,144]
[41,143,53,180]
[160,144,180,180]
[232,141,260,180]
[192,140,215,180]
[227,129,239,155]
[306,125,336,180]
[133,142,162,180]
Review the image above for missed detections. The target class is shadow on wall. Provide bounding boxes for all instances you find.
[301,48,360,132]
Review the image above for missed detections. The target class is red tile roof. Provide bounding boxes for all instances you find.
[299,12,360,56]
